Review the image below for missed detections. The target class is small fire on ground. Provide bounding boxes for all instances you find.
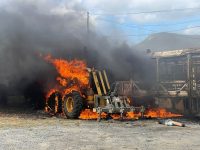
[79,108,182,120]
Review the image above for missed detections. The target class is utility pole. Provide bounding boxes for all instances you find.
[83,11,90,60]
[87,11,90,49]
[87,11,89,36]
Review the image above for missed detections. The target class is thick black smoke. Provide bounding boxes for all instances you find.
[0,1,154,107]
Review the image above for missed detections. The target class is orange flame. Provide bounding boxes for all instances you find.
[145,108,182,118]
[43,54,182,120]
[45,55,89,86]
[44,54,89,99]
[79,108,182,120]
[45,88,58,100]
[79,109,107,120]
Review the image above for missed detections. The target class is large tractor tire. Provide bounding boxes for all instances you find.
[63,91,83,119]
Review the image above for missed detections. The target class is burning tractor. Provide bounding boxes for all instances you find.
[44,55,144,120]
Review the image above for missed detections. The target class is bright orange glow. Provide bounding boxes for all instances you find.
[126,112,140,119]
[79,108,182,120]
[44,54,89,100]
[45,88,58,100]
[79,109,107,120]
[45,54,89,87]
[145,108,182,118]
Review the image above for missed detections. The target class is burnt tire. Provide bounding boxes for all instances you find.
[63,91,83,119]
[47,92,62,113]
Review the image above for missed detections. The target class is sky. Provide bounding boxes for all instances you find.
[0,0,200,88]
[1,0,200,44]
[82,0,200,44]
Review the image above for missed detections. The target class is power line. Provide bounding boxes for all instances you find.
[95,18,156,32]
[91,7,200,16]
[95,17,200,33]
[96,18,137,27]
[138,19,200,27]
[96,17,200,27]
[88,8,200,40]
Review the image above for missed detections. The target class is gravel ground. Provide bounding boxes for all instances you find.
[0,110,199,150]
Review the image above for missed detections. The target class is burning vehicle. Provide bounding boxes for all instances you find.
[44,54,182,120]
[44,55,144,120]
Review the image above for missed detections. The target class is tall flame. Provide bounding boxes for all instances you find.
[44,54,89,99]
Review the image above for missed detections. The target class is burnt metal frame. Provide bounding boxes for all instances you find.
[152,49,200,114]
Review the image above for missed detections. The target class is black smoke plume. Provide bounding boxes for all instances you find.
[0,1,153,108]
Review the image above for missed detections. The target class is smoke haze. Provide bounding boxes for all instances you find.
[0,0,152,104]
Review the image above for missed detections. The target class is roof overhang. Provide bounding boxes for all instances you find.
[151,48,200,58]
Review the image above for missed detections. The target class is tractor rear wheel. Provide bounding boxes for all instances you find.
[47,92,62,114]
[63,91,83,119]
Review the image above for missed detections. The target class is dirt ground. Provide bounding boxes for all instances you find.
[0,109,199,150]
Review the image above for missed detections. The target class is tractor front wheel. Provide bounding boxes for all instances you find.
[63,91,83,119]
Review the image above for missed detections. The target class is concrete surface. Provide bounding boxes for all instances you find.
[0,112,199,150]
